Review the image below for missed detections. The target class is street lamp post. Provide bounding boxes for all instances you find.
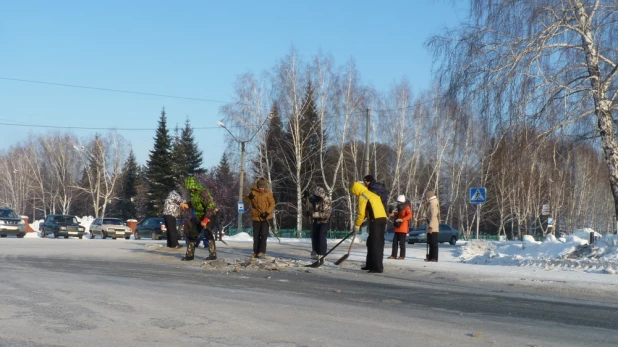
[218,113,273,233]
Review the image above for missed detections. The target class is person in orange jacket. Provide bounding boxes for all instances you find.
[388,195,412,260]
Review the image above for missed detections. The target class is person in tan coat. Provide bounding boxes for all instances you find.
[425,190,440,262]
[243,178,275,258]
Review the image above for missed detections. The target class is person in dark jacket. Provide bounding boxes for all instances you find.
[363,175,389,210]
[305,187,332,260]
[388,195,412,260]
[211,207,224,241]
[243,178,275,259]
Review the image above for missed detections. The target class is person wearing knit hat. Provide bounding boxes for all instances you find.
[424,190,440,262]
[389,194,412,260]
[243,178,275,259]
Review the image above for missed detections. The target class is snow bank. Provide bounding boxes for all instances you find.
[458,229,618,274]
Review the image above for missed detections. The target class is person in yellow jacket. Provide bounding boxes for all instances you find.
[350,181,387,273]
[243,178,275,259]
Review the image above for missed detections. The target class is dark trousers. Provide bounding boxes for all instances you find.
[252,221,269,254]
[391,233,406,258]
[428,232,439,261]
[163,215,179,248]
[213,225,223,240]
[366,217,386,272]
[196,229,209,247]
[312,223,328,255]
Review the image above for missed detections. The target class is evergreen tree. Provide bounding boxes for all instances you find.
[213,153,237,227]
[145,108,175,216]
[182,118,204,174]
[171,118,204,180]
[111,150,138,220]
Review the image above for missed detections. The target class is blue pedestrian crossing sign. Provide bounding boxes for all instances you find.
[470,187,486,204]
[237,201,245,213]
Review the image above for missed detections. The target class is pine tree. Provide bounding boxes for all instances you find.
[182,118,204,174]
[113,150,138,220]
[146,108,175,216]
[170,118,204,180]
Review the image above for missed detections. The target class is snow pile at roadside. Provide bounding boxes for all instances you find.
[458,230,618,274]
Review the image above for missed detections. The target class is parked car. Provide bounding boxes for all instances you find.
[0,207,26,238]
[406,224,459,245]
[89,218,132,240]
[134,217,185,241]
[40,214,85,239]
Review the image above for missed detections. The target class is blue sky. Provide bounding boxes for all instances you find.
[0,0,466,169]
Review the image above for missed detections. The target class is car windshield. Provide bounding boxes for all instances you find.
[102,219,124,225]
[54,216,79,224]
[0,209,18,218]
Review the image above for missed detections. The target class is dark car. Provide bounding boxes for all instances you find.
[40,214,86,239]
[89,218,132,240]
[0,207,26,238]
[134,217,184,240]
[406,224,459,245]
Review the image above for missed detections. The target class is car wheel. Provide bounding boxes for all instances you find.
[449,236,457,245]
[151,232,157,240]
[64,235,68,239]
[112,237,117,240]
[17,233,25,238]
[102,232,107,240]
[125,236,130,240]
[408,241,414,244]
[0,235,6,238]
[79,235,83,239]
[134,233,141,240]
[53,232,58,238]
[90,233,96,239]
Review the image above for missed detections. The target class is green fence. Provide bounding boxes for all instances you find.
[227,228,351,239]
[464,234,545,242]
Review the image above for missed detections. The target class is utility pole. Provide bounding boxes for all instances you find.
[218,113,274,233]
[364,108,370,175]
[237,141,246,233]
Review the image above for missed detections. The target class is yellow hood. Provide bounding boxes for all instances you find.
[350,181,368,196]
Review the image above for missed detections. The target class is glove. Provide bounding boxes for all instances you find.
[247,192,255,200]
[353,225,360,233]
[260,212,269,219]
[396,219,403,223]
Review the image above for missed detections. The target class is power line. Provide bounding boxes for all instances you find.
[0,121,249,131]
[0,76,231,104]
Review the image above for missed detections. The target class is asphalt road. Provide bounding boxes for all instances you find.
[1,239,617,346]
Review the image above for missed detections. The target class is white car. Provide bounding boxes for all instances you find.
[0,207,26,238]
[89,218,132,240]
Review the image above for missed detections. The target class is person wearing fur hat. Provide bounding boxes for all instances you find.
[388,194,412,260]
[243,178,275,259]
[424,190,440,262]
[305,187,332,261]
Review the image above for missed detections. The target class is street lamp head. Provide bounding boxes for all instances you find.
[217,121,225,127]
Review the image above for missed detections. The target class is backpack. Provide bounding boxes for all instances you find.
[369,181,389,210]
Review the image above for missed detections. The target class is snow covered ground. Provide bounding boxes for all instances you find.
[23,218,618,276]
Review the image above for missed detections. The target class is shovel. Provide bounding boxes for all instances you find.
[305,229,356,268]
[334,228,358,265]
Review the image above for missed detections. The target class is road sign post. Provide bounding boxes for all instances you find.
[470,188,486,240]
[237,202,245,214]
